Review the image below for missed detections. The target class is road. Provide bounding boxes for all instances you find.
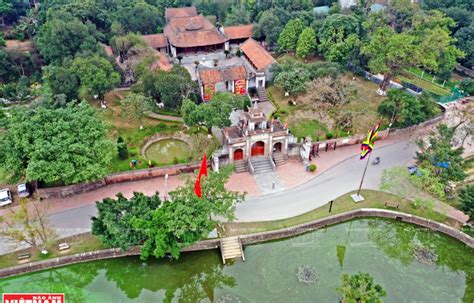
[46,140,416,231]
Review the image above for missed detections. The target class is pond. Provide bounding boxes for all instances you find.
[1,219,473,302]
[144,139,189,165]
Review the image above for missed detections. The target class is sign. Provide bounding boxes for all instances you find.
[3,294,64,303]
[234,79,246,95]
[203,84,215,101]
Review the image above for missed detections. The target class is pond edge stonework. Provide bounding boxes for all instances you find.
[0,208,472,279]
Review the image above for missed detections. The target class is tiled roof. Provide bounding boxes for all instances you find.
[224,24,253,40]
[150,53,173,71]
[199,65,248,84]
[165,6,197,20]
[168,15,215,32]
[199,69,223,84]
[240,38,276,71]
[142,34,168,49]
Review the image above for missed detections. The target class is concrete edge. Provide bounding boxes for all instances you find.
[0,209,472,279]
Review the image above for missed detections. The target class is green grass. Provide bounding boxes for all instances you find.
[290,119,329,139]
[223,190,454,236]
[407,67,460,91]
[398,72,451,96]
[0,233,105,270]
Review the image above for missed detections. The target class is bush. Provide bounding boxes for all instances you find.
[459,185,474,220]
[309,164,316,172]
[325,131,333,139]
[460,78,474,95]
[173,156,179,164]
[117,137,129,160]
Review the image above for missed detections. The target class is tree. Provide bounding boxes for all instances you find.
[92,192,162,250]
[274,67,310,98]
[296,27,316,59]
[70,55,121,100]
[137,65,198,109]
[43,65,80,101]
[416,124,467,183]
[120,93,154,127]
[115,2,163,35]
[110,33,147,63]
[224,4,250,26]
[454,24,474,68]
[362,19,463,94]
[277,18,305,53]
[133,166,244,259]
[35,14,99,64]
[0,199,57,249]
[181,93,248,134]
[0,102,114,185]
[460,78,474,95]
[253,9,282,46]
[459,185,474,221]
[0,0,13,27]
[318,14,361,64]
[337,272,387,303]
[0,49,18,83]
[117,136,129,160]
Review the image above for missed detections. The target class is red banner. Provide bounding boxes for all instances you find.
[203,84,215,101]
[3,293,64,303]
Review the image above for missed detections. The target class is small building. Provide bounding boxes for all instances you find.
[240,38,277,88]
[214,105,290,172]
[224,24,253,46]
[198,65,248,101]
[142,34,168,53]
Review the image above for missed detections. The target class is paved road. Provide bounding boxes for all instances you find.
[45,140,416,232]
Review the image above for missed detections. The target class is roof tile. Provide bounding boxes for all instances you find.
[240,38,276,71]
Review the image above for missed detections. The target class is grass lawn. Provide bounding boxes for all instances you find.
[291,119,329,139]
[97,91,185,173]
[222,189,455,237]
[0,233,105,270]
[406,67,460,91]
[397,72,451,96]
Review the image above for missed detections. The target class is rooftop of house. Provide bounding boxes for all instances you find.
[164,14,228,48]
[150,53,173,71]
[240,38,276,71]
[142,34,168,49]
[165,6,198,20]
[224,24,253,40]
[199,65,248,84]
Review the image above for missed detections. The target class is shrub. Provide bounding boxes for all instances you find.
[459,185,474,220]
[309,164,316,172]
[325,131,333,139]
[173,156,179,164]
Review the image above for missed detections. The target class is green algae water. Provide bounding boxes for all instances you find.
[1,218,473,302]
[144,139,189,164]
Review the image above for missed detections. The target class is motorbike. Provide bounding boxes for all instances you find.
[372,157,380,165]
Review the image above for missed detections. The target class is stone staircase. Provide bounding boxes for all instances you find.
[250,156,274,174]
[234,160,248,173]
[257,87,269,102]
[272,153,286,166]
[220,236,245,264]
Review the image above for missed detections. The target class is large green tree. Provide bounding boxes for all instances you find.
[43,65,80,101]
[274,67,310,98]
[224,4,251,26]
[70,55,120,100]
[253,9,283,46]
[296,27,317,59]
[318,14,361,64]
[92,192,162,250]
[454,23,474,68]
[133,166,244,259]
[416,124,467,183]
[181,92,248,134]
[277,18,305,53]
[115,2,163,35]
[0,102,114,185]
[35,14,99,64]
[337,272,387,303]
[361,12,463,94]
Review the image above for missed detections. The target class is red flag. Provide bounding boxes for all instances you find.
[194,154,208,198]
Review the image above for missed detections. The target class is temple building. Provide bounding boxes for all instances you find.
[212,105,290,174]
[198,65,248,101]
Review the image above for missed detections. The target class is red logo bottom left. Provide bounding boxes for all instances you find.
[3,293,65,303]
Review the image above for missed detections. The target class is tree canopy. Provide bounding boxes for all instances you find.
[296,27,317,59]
[0,102,114,185]
[337,272,387,303]
[277,18,305,53]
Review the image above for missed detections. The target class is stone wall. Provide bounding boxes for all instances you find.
[37,180,107,199]
[1,208,471,279]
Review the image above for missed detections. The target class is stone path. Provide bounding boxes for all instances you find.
[253,171,286,195]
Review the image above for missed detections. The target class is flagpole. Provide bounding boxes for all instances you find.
[357,152,372,197]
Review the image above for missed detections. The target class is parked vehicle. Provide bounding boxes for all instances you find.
[17,183,30,198]
[408,165,422,176]
[0,189,13,207]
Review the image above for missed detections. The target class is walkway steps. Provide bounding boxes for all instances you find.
[272,153,286,166]
[257,87,269,102]
[220,236,245,264]
[235,160,248,173]
[250,156,274,174]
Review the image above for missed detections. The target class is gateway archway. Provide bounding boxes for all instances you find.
[251,141,265,156]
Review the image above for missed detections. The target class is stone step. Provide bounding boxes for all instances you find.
[220,236,245,264]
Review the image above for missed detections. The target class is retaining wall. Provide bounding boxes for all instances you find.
[1,209,471,279]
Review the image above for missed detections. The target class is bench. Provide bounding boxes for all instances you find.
[17,253,30,260]
[58,243,70,251]
[384,202,400,209]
